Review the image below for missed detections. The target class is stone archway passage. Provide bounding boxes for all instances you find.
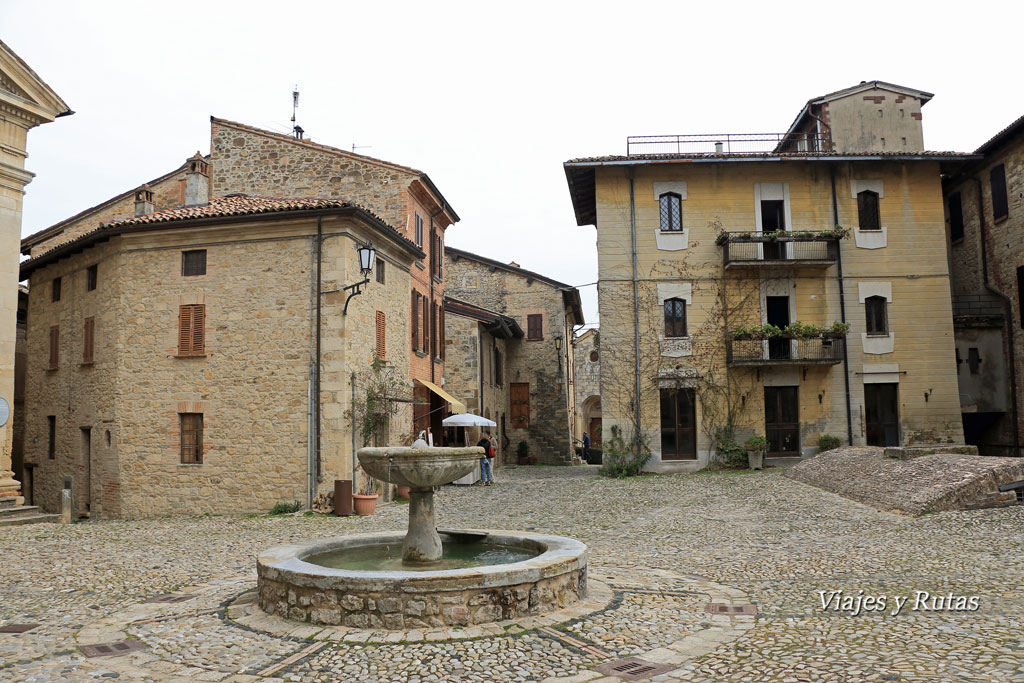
[581,395,602,445]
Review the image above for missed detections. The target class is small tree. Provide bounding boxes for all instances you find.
[345,355,410,493]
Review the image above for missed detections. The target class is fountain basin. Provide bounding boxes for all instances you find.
[257,531,588,628]
[357,446,483,489]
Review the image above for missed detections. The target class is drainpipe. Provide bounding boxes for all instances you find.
[315,216,323,485]
[628,170,641,457]
[972,177,1020,455]
[831,165,854,446]
[351,372,358,485]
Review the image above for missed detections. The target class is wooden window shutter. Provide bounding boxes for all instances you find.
[83,317,95,364]
[178,304,205,356]
[527,314,543,340]
[180,413,203,464]
[857,191,880,230]
[49,325,59,369]
[439,305,445,361]
[412,291,419,351]
[376,311,386,359]
[422,297,429,353]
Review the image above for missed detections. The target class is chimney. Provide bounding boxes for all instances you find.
[183,152,210,206]
[714,141,724,154]
[134,186,154,216]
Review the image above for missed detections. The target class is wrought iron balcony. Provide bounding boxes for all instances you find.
[727,336,845,366]
[718,231,841,268]
[626,132,831,156]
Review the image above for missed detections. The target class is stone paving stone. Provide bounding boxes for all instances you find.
[0,464,1021,681]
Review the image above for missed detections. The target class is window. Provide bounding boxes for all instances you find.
[375,311,386,360]
[857,190,881,230]
[659,192,682,231]
[494,348,503,386]
[376,258,385,284]
[510,382,529,428]
[664,298,687,337]
[439,304,445,361]
[948,192,964,242]
[433,233,443,278]
[177,304,206,356]
[47,416,56,459]
[865,296,888,335]
[967,347,982,375]
[431,302,438,359]
[1017,266,1024,330]
[48,326,59,369]
[52,277,61,302]
[991,164,1008,221]
[415,214,424,247]
[182,249,207,276]
[527,314,543,340]
[179,413,203,464]
[422,296,429,352]
[82,317,95,364]
[412,291,420,351]
[86,265,98,291]
[590,350,599,362]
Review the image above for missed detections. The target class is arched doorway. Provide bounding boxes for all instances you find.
[580,395,602,446]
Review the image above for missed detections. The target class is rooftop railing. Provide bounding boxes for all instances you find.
[626,132,831,156]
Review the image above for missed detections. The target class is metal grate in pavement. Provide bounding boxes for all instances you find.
[0,623,39,633]
[80,639,148,658]
[595,656,677,681]
[706,602,757,615]
[144,593,196,604]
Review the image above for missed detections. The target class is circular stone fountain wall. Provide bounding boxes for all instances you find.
[257,531,588,629]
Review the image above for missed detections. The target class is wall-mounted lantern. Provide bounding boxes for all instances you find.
[342,242,377,315]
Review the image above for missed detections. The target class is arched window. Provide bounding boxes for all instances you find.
[857,190,880,230]
[664,298,687,337]
[865,296,888,335]
[659,192,682,231]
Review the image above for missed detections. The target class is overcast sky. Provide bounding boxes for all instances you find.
[6,0,1023,328]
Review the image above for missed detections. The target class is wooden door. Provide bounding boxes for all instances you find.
[80,427,92,514]
[510,383,530,428]
[660,389,696,460]
[865,383,900,446]
[764,387,799,456]
[588,418,602,446]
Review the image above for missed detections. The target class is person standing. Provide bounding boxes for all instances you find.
[582,432,591,464]
[477,431,494,486]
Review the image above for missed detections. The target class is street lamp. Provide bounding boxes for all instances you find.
[342,242,377,315]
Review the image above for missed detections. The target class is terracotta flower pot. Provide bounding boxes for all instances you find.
[395,485,410,501]
[352,493,378,516]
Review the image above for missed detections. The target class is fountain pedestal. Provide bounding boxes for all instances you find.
[356,446,483,564]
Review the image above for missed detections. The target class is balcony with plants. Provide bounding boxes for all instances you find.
[727,321,849,366]
[717,228,848,268]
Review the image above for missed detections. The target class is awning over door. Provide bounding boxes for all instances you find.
[416,379,466,414]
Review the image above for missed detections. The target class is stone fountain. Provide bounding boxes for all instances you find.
[256,445,588,629]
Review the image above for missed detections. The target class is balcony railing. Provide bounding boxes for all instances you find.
[727,336,845,366]
[626,132,831,156]
[718,231,840,267]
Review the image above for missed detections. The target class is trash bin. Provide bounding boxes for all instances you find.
[333,479,353,516]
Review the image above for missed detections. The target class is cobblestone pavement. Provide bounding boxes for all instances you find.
[1,466,1023,682]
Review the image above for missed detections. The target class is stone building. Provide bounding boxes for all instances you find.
[572,328,601,448]
[444,247,584,464]
[21,118,460,443]
[0,40,71,510]
[564,81,972,472]
[441,297,520,457]
[18,194,422,517]
[944,114,1024,456]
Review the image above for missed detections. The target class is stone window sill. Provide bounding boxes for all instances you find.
[994,215,1009,225]
[433,357,443,364]
[415,260,426,270]
[178,463,203,467]
[527,337,544,342]
[659,228,685,234]
[432,275,443,284]
[866,333,890,338]
[79,362,94,367]
[174,353,208,358]
[414,350,428,358]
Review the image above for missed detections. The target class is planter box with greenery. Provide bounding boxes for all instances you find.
[744,435,767,470]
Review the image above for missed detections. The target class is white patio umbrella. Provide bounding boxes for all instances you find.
[442,413,496,428]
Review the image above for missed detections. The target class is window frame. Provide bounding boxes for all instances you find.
[865,295,888,336]
[376,258,385,284]
[52,277,61,302]
[991,164,1009,221]
[47,415,56,459]
[526,314,543,340]
[948,192,964,242]
[412,291,420,351]
[48,325,59,370]
[659,192,683,232]
[179,413,203,464]
[414,214,424,247]
[82,317,95,365]
[86,264,98,291]
[182,249,207,277]
[664,298,687,338]
[857,190,881,231]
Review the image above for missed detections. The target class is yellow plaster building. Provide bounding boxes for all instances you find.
[0,40,70,507]
[565,82,973,472]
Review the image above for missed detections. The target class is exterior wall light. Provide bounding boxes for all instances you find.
[341,242,376,315]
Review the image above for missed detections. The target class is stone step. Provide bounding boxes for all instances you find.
[0,512,60,527]
[0,505,42,518]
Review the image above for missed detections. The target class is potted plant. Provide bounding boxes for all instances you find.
[517,440,530,465]
[822,322,851,338]
[352,473,378,515]
[744,435,768,470]
[394,484,410,501]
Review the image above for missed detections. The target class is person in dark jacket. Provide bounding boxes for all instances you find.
[477,432,494,485]
[582,432,591,463]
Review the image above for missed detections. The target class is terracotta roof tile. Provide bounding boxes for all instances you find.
[104,194,383,227]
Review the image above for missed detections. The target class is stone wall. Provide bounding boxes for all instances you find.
[23,213,415,517]
[445,252,578,464]
[572,329,600,444]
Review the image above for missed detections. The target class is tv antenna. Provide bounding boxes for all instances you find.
[291,86,304,140]
[352,142,372,153]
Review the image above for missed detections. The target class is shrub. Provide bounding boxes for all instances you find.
[269,501,302,515]
[599,425,652,478]
[818,434,843,452]
[517,440,529,460]
[743,435,768,452]
[713,426,747,467]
